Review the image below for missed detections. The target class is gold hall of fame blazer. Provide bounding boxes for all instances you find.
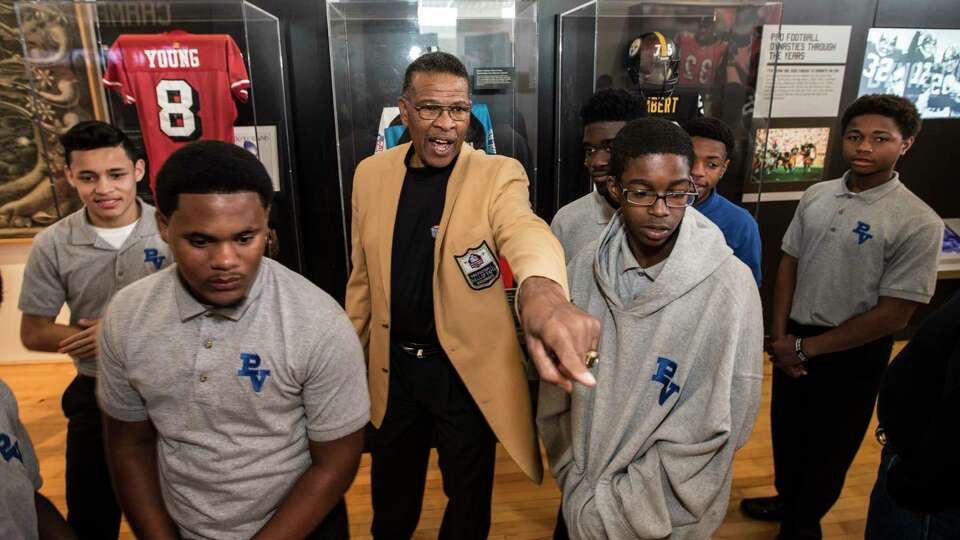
[345,142,568,483]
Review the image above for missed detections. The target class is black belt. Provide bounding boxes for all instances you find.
[396,341,444,358]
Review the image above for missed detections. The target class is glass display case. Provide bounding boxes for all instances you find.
[555,0,784,210]
[14,0,301,268]
[326,0,539,231]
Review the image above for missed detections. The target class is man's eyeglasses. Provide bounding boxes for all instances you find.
[619,184,699,208]
[408,103,472,122]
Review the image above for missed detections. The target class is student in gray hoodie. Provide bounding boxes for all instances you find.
[538,118,764,539]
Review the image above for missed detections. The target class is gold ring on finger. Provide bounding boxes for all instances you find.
[585,349,599,368]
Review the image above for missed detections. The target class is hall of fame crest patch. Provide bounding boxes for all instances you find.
[454,241,500,290]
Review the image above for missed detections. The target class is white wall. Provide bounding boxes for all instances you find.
[0,241,71,364]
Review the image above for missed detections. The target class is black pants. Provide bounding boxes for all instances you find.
[553,505,570,539]
[771,321,893,540]
[62,375,122,540]
[370,343,497,540]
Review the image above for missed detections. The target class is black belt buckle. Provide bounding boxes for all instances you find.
[398,342,441,359]
[875,425,887,446]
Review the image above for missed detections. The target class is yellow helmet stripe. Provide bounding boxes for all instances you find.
[653,31,669,59]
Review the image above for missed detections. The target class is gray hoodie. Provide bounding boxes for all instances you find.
[538,208,763,539]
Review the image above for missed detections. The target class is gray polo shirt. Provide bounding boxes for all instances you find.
[616,231,667,305]
[0,379,42,540]
[551,191,617,262]
[96,258,370,540]
[782,172,942,327]
[18,201,171,376]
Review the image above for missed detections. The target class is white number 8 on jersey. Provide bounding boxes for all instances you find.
[156,79,201,141]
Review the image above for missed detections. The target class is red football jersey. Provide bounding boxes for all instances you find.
[103,31,250,191]
[676,31,729,87]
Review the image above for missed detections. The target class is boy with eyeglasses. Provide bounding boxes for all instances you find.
[741,94,943,540]
[539,117,763,539]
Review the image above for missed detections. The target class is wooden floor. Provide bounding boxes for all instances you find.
[1,350,899,539]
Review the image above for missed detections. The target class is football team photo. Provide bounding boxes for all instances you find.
[751,126,830,183]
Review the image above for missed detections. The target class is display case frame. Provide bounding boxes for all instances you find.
[14,0,302,269]
[554,0,786,213]
[325,0,540,266]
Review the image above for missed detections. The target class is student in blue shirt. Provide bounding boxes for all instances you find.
[683,117,762,285]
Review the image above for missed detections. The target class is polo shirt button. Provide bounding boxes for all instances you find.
[199,374,208,382]
[204,339,214,349]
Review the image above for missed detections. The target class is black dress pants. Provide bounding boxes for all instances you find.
[370,343,497,540]
[553,505,570,539]
[62,375,122,540]
[771,321,893,540]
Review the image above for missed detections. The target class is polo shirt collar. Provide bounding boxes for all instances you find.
[69,198,158,247]
[592,190,617,224]
[174,261,267,322]
[617,233,665,281]
[837,171,901,204]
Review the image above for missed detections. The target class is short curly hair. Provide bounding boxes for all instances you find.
[841,94,921,139]
[682,117,735,158]
[60,121,139,166]
[580,88,647,127]
[154,140,274,216]
[610,118,694,181]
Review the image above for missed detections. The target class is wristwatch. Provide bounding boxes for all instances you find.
[795,337,810,363]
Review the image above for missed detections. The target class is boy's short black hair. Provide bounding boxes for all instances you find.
[154,140,274,216]
[59,121,139,166]
[682,116,735,158]
[841,94,921,139]
[402,52,469,95]
[610,118,695,180]
[580,88,647,127]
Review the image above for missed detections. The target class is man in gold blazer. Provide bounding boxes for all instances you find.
[345,52,600,539]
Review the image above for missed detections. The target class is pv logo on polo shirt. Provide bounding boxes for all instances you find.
[651,356,681,406]
[0,432,24,463]
[454,240,500,290]
[238,353,271,392]
[144,248,166,270]
[852,221,874,245]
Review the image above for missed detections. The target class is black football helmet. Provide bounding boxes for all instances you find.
[626,31,681,96]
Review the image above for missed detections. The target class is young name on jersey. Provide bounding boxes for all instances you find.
[143,48,201,69]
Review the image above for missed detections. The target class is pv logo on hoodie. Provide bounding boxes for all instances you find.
[652,357,681,405]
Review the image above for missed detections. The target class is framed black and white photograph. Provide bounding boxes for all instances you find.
[859,28,960,118]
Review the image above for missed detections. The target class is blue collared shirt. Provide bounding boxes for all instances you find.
[695,190,762,286]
